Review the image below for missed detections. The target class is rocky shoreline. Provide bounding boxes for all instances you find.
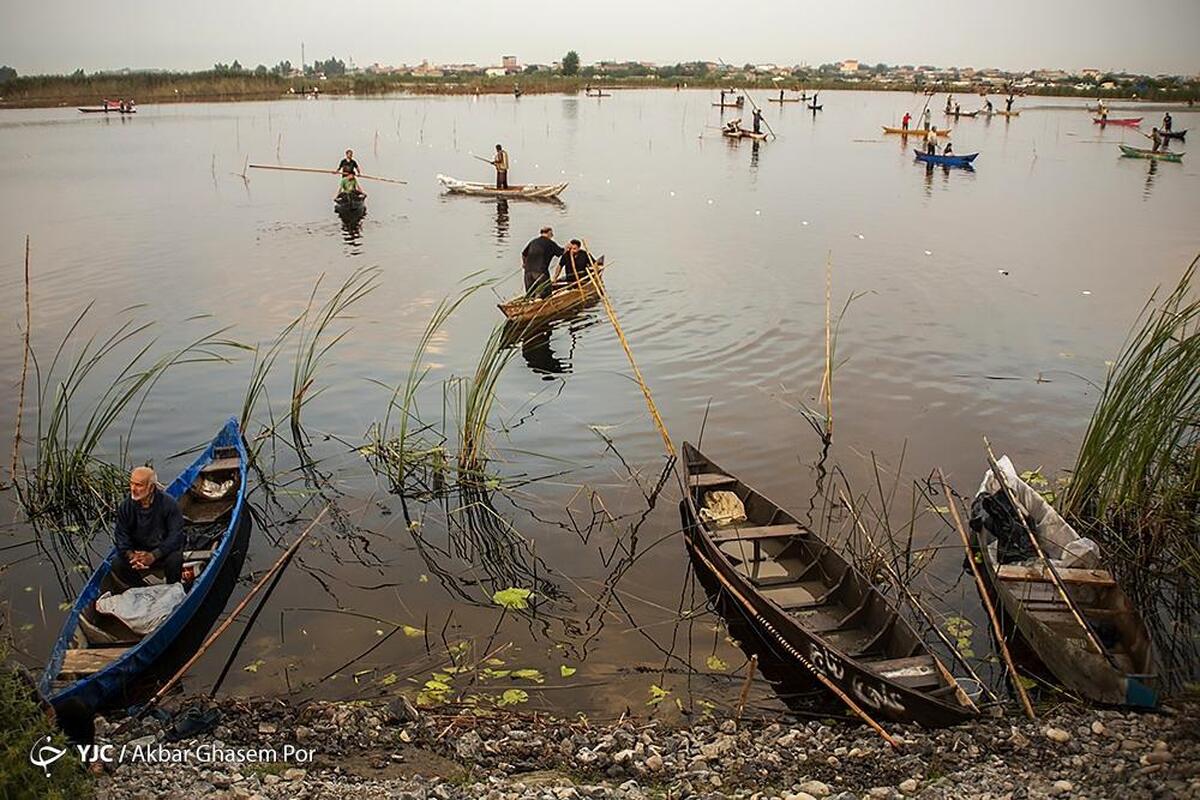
[90,695,1198,799]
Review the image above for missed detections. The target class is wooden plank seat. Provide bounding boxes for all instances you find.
[60,647,130,677]
[199,456,241,475]
[761,581,833,609]
[997,563,1116,587]
[712,524,805,544]
[689,472,736,488]
[861,655,941,688]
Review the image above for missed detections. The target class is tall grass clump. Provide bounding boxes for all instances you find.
[0,645,91,799]
[1060,256,1200,584]
[454,321,516,478]
[288,267,379,450]
[13,305,241,528]
[362,276,493,497]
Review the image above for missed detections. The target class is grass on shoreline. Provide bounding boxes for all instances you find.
[3,70,1197,109]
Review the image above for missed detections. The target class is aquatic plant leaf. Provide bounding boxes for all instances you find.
[380,672,399,686]
[647,684,670,706]
[512,668,544,683]
[243,659,265,673]
[498,688,529,706]
[705,655,728,672]
[492,587,532,610]
[401,624,424,638]
[482,668,511,680]
[560,665,577,678]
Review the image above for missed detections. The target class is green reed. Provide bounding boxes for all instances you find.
[13,304,242,527]
[1061,256,1200,586]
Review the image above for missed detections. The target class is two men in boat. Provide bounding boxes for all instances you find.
[112,466,185,589]
[493,144,510,190]
[522,226,565,298]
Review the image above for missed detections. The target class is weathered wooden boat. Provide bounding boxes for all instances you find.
[713,100,745,108]
[438,174,567,200]
[1162,129,1187,141]
[39,418,249,714]
[945,110,979,118]
[334,191,367,212]
[78,106,137,114]
[768,97,803,103]
[1093,117,1143,126]
[883,126,951,136]
[914,150,978,167]
[498,260,606,324]
[680,443,978,727]
[723,128,769,141]
[1118,144,1184,162]
[969,457,1159,707]
[585,91,612,97]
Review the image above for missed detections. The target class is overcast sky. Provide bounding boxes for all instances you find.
[2,0,1197,76]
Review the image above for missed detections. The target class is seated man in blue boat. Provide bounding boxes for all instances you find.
[112,466,185,589]
[521,226,565,298]
[943,142,954,155]
[553,239,594,285]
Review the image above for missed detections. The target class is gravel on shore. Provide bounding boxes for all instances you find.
[92,695,1199,799]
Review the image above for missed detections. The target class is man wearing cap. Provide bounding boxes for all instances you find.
[521,226,565,298]
[111,466,185,588]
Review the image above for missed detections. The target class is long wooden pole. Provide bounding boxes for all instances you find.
[938,469,1036,720]
[689,543,901,749]
[248,164,406,184]
[10,235,31,486]
[982,438,1114,663]
[837,488,993,706]
[740,91,777,140]
[124,506,329,723]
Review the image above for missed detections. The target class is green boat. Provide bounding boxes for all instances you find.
[1118,144,1183,163]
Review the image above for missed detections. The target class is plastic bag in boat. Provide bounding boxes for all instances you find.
[1058,537,1101,569]
[95,583,186,635]
[701,490,747,527]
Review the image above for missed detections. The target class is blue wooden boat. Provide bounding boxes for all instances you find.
[39,418,248,713]
[914,150,979,167]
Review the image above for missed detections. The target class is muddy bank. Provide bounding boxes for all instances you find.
[90,695,1199,799]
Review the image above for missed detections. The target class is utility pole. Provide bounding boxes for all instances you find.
[301,41,306,74]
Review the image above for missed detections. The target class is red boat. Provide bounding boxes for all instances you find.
[1093,117,1142,126]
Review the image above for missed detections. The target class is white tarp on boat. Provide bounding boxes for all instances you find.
[96,583,186,635]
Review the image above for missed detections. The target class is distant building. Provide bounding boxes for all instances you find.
[411,60,443,77]
[839,59,859,74]
[485,67,507,77]
[501,55,519,74]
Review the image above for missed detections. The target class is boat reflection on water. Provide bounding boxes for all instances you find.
[1143,159,1158,200]
[494,198,510,243]
[335,204,366,252]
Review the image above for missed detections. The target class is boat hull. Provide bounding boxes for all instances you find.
[914,150,978,167]
[39,418,249,714]
[498,265,605,324]
[1094,117,1143,126]
[970,458,1159,708]
[1118,144,1183,162]
[438,174,567,200]
[883,126,951,136]
[681,443,976,728]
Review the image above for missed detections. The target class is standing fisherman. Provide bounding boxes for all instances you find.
[1163,112,1173,133]
[922,107,932,132]
[902,111,912,130]
[338,149,360,176]
[752,108,764,135]
[521,226,565,299]
[492,144,509,190]
[1005,94,1014,113]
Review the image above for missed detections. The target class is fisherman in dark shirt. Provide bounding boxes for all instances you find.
[111,466,185,588]
[752,108,764,134]
[521,226,565,298]
[337,149,360,176]
[553,239,594,284]
[1163,112,1173,133]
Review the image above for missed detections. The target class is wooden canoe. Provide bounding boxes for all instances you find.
[807,104,823,111]
[883,126,951,136]
[1094,117,1143,126]
[438,174,567,200]
[723,128,769,141]
[944,110,979,118]
[768,97,803,103]
[498,261,605,324]
[1118,144,1183,162]
[1162,129,1187,141]
[39,418,249,714]
[334,192,367,213]
[969,457,1159,707]
[680,442,978,727]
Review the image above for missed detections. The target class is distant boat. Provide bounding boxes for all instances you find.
[768,96,803,103]
[723,128,769,141]
[807,104,823,111]
[79,105,136,114]
[914,150,979,167]
[498,260,606,324]
[883,126,951,136]
[438,174,567,200]
[334,192,367,213]
[1118,144,1183,163]
[945,109,979,118]
[1094,117,1143,126]
[1162,129,1187,141]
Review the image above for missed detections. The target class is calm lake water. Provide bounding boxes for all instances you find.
[1,90,1197,718]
